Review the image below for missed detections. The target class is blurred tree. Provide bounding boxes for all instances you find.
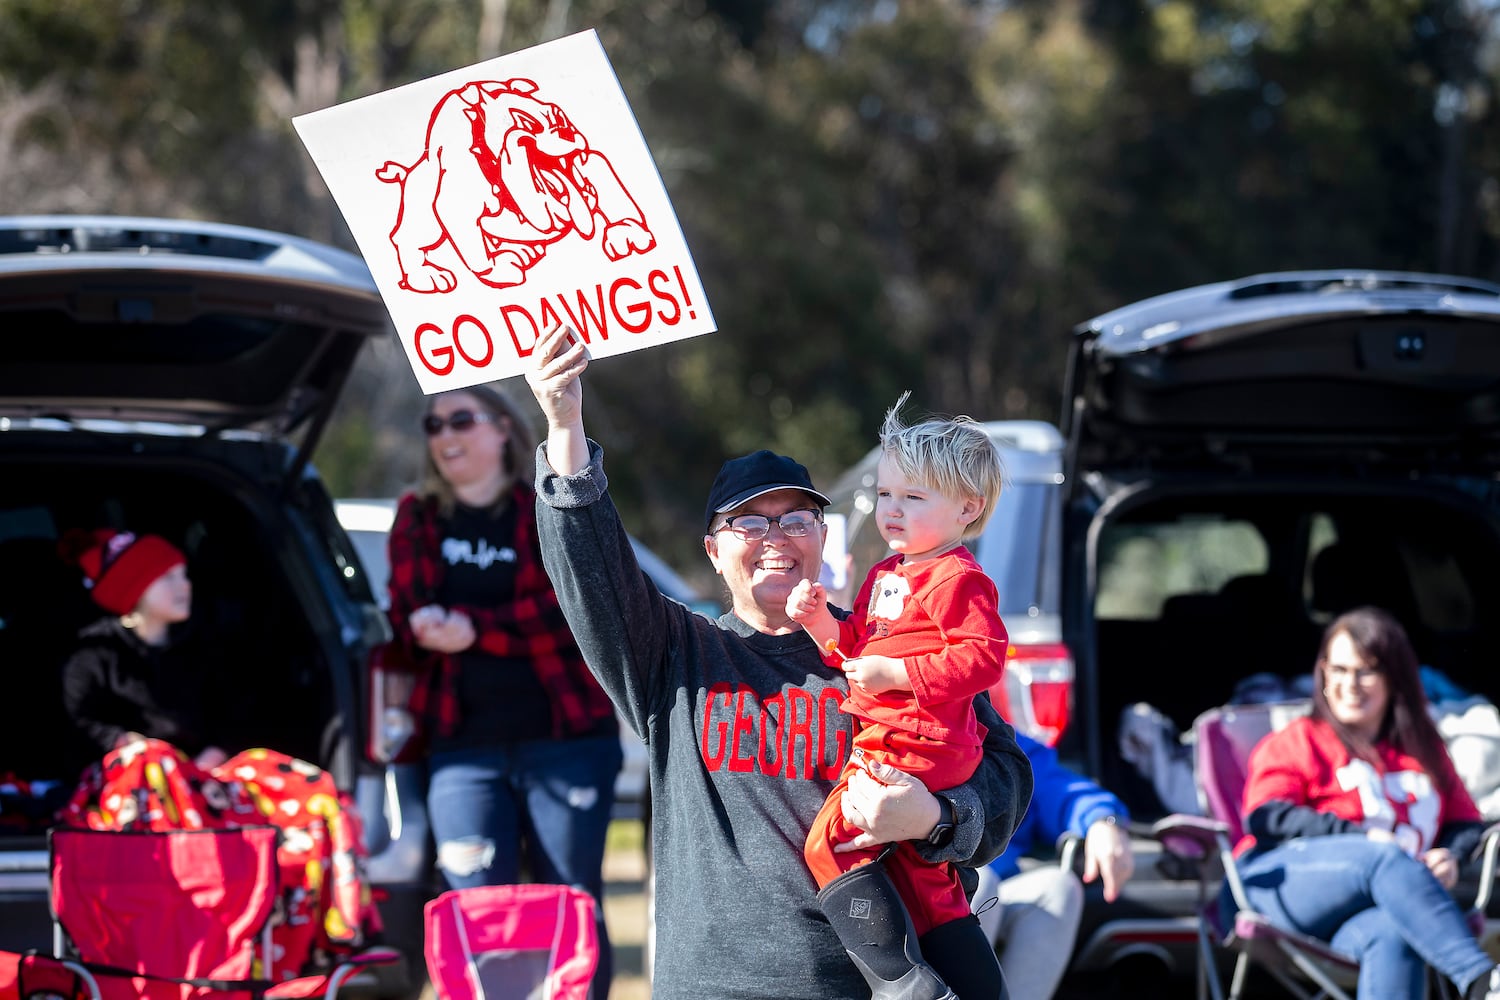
[1078,0,1500,295]
[0,0,257,215]
[793,1,1109,421]
[528,1,914,574]
[5,0,1500,586]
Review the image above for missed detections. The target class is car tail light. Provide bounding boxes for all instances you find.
[991,642,1074,746]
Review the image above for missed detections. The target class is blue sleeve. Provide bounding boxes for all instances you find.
[986,733,1129,880]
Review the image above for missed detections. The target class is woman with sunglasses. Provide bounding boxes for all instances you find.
[1227,605,1500,1000]
[377,384,622,998]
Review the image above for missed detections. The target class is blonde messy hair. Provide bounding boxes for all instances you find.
[879,391,1005,540]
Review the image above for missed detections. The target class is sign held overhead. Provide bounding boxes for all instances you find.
[294,29,716,393]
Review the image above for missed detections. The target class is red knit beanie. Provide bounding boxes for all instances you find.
[62,530,187,615]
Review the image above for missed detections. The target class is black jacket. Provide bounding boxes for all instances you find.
[61,618,209,757]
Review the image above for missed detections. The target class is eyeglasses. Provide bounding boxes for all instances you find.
[713,509,823,541]
[1325,663,1384,687]
[422,410,495,437]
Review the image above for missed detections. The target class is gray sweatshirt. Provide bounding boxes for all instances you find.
[536,442,1032,1000]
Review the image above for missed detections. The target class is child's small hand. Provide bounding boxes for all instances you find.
[786,579,826,623]
[842,654,910,695]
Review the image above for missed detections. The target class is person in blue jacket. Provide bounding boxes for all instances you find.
[971,732,1135,1000]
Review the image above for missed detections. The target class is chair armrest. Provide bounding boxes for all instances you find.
[261,949,404,1000]
[58,959,102,1000]
[1150,814,1230,863]
[1472,821,1500,913]
[1055,831,1083,873]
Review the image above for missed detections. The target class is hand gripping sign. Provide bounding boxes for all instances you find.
[293,30,716,393]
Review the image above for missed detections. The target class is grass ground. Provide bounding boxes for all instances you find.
[602,819,650,1000]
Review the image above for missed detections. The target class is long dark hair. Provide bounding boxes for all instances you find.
[1310,605,1453,791]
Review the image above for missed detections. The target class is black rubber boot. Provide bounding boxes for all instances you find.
[817,862,958,1000]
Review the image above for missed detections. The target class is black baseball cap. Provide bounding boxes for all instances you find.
[704,450,832,532]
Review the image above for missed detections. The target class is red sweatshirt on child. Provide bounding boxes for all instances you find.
[805,547,1008,933]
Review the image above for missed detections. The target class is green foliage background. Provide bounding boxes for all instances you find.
[4,0,1499,586]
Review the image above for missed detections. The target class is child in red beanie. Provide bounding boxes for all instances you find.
[59,529,228,770]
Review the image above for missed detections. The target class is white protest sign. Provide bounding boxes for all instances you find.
[293,29,715,393]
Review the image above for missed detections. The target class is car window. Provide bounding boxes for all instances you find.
[1096,516,1269,620]
[971,482,1054,616]
[1401,537,1475,631]
[1305,510,1478,634]
[845,481,1055,617]
[846,479,1056,614]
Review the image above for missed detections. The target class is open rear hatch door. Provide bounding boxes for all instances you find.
[0,216,392,475]
[1065,270,1500,478]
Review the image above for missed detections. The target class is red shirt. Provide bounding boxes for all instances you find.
[834,547,1007,745]
[1240,715,1480,855]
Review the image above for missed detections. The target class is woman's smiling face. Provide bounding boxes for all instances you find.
[1321,630,1389,741]
[426,391,507,492]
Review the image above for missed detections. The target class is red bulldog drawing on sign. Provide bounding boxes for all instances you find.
[375,78,656,293]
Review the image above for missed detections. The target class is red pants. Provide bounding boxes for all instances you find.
[804,723,980,935]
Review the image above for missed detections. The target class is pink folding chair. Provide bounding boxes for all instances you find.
[424,885,598,1000]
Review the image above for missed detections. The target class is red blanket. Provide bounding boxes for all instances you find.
[60,740,379,982]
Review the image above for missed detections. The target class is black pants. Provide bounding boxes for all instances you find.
[922,915,1008,1000]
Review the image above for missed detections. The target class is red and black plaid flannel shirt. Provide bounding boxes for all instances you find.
[380,487,613,740]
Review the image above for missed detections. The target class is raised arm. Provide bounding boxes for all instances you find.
[525,323,694,740]
[526,323,591,476]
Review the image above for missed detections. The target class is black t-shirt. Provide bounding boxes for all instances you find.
[433,501,553,748]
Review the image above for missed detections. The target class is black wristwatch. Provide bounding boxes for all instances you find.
[925,795,956,848]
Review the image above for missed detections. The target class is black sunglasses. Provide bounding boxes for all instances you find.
[422,409,496,437]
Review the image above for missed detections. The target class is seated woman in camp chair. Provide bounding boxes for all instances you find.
[1228,605,1500,1000]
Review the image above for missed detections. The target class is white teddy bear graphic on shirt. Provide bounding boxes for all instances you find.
[870,571,911,621]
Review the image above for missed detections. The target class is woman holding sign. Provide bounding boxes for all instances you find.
[525,323,1029,1000]
[374,382,622,997]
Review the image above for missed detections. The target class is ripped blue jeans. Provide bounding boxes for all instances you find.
[428,736,622,996]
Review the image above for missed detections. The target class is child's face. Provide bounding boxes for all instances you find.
[874,455,983,562]
[135,563,192,624]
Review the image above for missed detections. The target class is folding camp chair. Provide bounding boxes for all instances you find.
[0,950,101,1000]
[1151,700,1500,1000]
[424,885,599,1000]
[49,826,397,1000]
